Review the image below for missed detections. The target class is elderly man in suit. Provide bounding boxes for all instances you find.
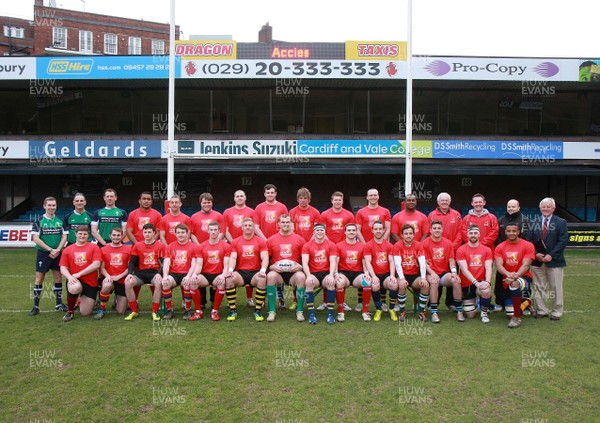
[527,197,568,320]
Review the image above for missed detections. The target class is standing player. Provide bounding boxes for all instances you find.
[91,188,128,248]
[495,222,536,328]
[123,223,166,321]
[266,214,307,322]
[223,190,263,306]
[289,187,321,242]
[226,218,269,321]
[391,193,430,242]
[96,227,132,318]
[30,196,68,315]
[255,184,289,239]
[319,191,355,244]
[462,193,499,251]
[126,192,162,245]
[392,225,429,321]
[422,220,462,323]
[302,223,338,325]
[159,194,192,246]
[192,222,232,321]
[63,193,93,245]
[355,188,391,243]
[161,224,198,320]
[335,223,371,321]
[60,226,102,321]
[527,197,568,321]
[428,192,463,310]
[364,221,396,322]
[456,225,494,323]
[190,192,225,244]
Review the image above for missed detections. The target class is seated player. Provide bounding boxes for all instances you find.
[335,223,372,322]
[123,223,166,321]
[266,214,307,322]
[161,224,198,320]
[301,223,338,325]
[59,226,102,322]
[96,227,132,319]
[422,220,462,323]
[226,218,269,322]
[191,222,232,321]
[364,221,397,322]
[392,225,429,322]
[495,222,535,329]
[456,225,494,323]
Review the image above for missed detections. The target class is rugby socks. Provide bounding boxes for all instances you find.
[255,287,266,311]
[191,289,201,312]
[152,301,160,313]
[480,296,491,313]
[133,285,142,300]
[200,287,207,307]
[209,286,216,303]
[362,287,372,313]
[296,287,306,312]
[277,285,285,304]
[245,285,253,301]
[53,282,63,306]
[99,291,111,311]
[454,299,463,313]
[212,289,225,312]
[417,293,429,313]
[306,291,315,311]
[510,289,522,318]
[430,301,439,315]
[67,292,77,314]
[380,287,387,306]
[394,291,404,311]
[183,288,192,311]
[33,284,43,309]
[336,288,345,313]
[326,289,336,314]
[226,288,237,311]
[372,289,382,310]
[266,285,277,313]
[128,300,139,313]
[162,288,173,311]
[357,288,363,305]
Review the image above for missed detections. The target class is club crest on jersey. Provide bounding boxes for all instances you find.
[298,216,311,229]
[279,244,293,258]
[233,215,244,227]
[507,251,519,264]
[207,250,220,263]
[346,250,359,263]
[332,218,343,230]
[376,252,388,264]
[144,252,156,265]
[74,251,87,265]
[314,249,326,262]
[470,254,482,266]
[368,215,380,226]
[242,245,255,257]
[175,250,188,265]
[265,211,277,223]
[110,253,123,265]
[138,217,150,229]
[433,248,445,259]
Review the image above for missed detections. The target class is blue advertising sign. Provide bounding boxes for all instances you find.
[432,140,563,160]
[30,140,162,159]
[36,56,180,79]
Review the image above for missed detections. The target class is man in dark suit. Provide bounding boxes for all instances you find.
[527,197,568,320]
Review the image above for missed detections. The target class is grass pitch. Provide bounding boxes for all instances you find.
[0,248,598,422]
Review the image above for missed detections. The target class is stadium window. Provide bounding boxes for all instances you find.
[128,36,141,55]
[3,26,24,38]
[104,33,117,55]
[79,30,93,54]
[52,27,67,49]
[151,39,165,55]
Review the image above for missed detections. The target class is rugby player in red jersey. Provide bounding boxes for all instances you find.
[301,223,338,325]
[60,226,102,322]
[227,218,269,321]
[266,214,306,322]
[391,193,430,242]
[95,227,132,319]
[190,192,224,244]
[456,225,494,324]
[123,223,166,321]
[192,222,232,321]
[159,194,192,246]
[289,187,320,242]
[355,188,391,243]
[126,192,162,245]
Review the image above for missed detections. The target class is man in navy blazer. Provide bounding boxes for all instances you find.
[527,197,568,320]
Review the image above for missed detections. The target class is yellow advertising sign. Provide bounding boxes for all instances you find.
[345,41,407,61]
[175,40,237,60]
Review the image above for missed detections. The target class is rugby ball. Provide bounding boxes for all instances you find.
[509,277,527,291]
[276,260,296,272]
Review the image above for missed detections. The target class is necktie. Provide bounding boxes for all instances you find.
[542,217,548,240]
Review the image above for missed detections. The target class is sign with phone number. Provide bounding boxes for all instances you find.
[180,60,403,79]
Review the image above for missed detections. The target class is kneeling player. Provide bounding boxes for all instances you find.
[266,214,307,322]
[161,224,198,320]
[495,222,535,329]
[301,223,338,324]
[456,225,494,323]
[392,225,429,321]
[192,222,232,321]
[227,218,269,321]
[336,223,371,321]
[124,223,166,321]
[422,220,462,322]
[59,226,102,321]
[96,227,132,318]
